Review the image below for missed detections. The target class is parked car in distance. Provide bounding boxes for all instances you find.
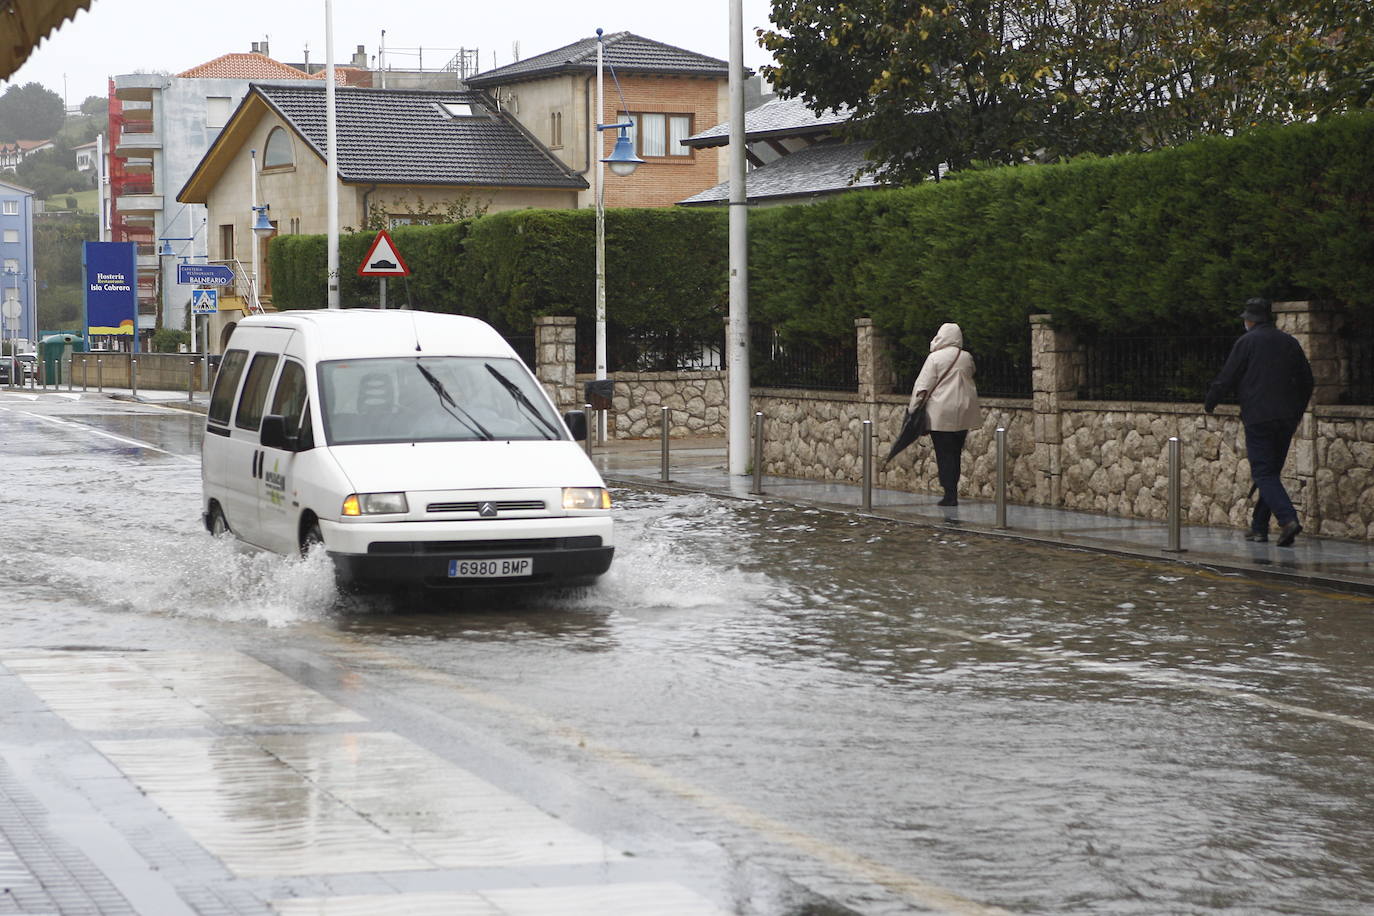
[16,353,36,380]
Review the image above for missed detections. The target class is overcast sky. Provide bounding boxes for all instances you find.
[5,0,780,108]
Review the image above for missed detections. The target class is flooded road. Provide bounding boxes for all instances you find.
[3,394,1373,915]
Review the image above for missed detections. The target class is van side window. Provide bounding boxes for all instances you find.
[235,353,280,431]
[269,360,308,437]
[208,349,248,426]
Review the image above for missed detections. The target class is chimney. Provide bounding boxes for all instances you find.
[352,45,367,68]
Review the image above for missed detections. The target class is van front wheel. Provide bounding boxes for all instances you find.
[208,504,230,538]
[301,520,324,557]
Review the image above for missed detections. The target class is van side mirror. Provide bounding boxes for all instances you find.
[260,414,299,451]
[563,409,588,441]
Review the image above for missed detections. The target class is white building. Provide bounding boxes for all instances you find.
[110,50,333,333]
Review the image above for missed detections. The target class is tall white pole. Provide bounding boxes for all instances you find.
[594,29,607,442]
[727,0,751,475]
[95,132,107,241]
[250,149,261,312]
[325,0,340,309]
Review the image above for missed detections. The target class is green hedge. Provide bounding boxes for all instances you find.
[269,210,727,345]
[269,113,1374,363]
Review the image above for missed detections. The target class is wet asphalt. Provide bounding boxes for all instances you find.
[2,390,1374,915]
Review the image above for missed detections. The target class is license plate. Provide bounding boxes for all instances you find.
[448,558,533,578]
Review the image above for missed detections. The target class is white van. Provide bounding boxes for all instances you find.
[201,310,613,588]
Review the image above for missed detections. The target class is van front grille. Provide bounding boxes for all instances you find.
[426,499,546,513]
[367,536,602,555]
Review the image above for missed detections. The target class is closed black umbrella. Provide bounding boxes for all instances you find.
[882,408,929,469]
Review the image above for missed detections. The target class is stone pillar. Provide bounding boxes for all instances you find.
[1274,300,1338,527]
[855,318,896,403]
[534,316,577,411]
[1030,314,1078,506]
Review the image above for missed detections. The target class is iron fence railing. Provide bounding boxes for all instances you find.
[505,335,535,367]
[1341,333,1374,405]
[1079,336,1236,403]
[751,326,858,392]
[576,326,725,375]
[888,343,1032,399]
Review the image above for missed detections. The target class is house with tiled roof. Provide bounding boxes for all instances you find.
[0,138,55,171]
[177,84,586,337]
[677,95,877,208]
[465,31,732,209]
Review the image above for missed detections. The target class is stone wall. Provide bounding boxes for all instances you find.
[533,307,1374,540]
[70,352,212,391]
[597,370,727,439]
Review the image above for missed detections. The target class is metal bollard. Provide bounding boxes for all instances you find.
[583,403,594,459]
[81,356,87,391]
[659,407,671,482]
[188,359,196,403]
[861,419,873,512]
[751,411,764,496]
[994,426,1008,529]
[130,358,138,399]
[1166,436,1185,552]
[97,357,103,393]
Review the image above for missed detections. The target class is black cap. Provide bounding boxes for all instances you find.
[1241,297,1272,323]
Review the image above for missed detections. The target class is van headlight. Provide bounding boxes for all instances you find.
[342,492,409,516]
[562,487,611,510]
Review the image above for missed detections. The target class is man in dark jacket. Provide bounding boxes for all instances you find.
[1205,298,1314,546]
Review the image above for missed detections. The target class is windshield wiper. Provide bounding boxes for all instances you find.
[415,362,492,440]
[484,363,559,440]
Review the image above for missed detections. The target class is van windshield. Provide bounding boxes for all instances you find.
[318,356,569,445]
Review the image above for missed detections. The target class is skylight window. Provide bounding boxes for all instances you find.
[440,101,475,118]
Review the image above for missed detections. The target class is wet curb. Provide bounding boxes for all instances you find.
[605,474,1374,600]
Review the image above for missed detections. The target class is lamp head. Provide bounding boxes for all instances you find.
[251,205,274,238]
[159,239,175,257]
[602,126,644,177]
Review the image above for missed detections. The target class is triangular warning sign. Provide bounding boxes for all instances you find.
[357,229,411,277]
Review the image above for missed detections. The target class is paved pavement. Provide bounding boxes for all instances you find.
[17,383,1373,594]
[591,436,1374,596]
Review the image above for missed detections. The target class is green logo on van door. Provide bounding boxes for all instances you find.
[264,459,287,506]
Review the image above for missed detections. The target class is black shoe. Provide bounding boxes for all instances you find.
[937,495,958,507]
[1277,520,1302,547]
[1244,531,1268,543]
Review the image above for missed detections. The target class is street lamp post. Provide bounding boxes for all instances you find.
[593,28,644,442]
[251,204,273,313]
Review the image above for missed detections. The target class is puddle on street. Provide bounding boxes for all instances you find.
[4,404,1374,914]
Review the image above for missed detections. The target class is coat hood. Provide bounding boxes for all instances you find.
[930,322,963,352]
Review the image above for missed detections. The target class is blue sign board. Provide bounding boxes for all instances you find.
[83,242,137,338]
[177,263,234,286]
[191,288,219,315]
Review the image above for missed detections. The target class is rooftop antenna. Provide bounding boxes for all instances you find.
[303,41,310,72]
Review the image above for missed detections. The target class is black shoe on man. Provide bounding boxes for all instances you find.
[1277,520,1302,548]
[1244,530,1268,543]
[937,495,958,507]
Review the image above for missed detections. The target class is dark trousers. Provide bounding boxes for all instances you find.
[930,429,968,498]
[1244,418,1298,531]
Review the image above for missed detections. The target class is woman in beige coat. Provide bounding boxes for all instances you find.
[908,322,981,505]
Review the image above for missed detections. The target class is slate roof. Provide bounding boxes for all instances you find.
[178,53,315,81]
[466,31,728,87]
[678,140,878,205]
[252,84,586,189]
[683,95,852,148]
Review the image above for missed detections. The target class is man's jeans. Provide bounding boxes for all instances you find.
[1245,418,1299,532]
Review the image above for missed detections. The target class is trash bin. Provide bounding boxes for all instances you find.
[39,333,86,385]
[584,379,614,410]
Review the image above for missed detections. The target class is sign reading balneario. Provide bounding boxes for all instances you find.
[84,242,138,336]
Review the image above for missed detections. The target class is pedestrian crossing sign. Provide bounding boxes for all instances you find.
[191,288,219,315]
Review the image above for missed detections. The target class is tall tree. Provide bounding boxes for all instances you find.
[0,82,65,142]
[760,0,1374,184]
